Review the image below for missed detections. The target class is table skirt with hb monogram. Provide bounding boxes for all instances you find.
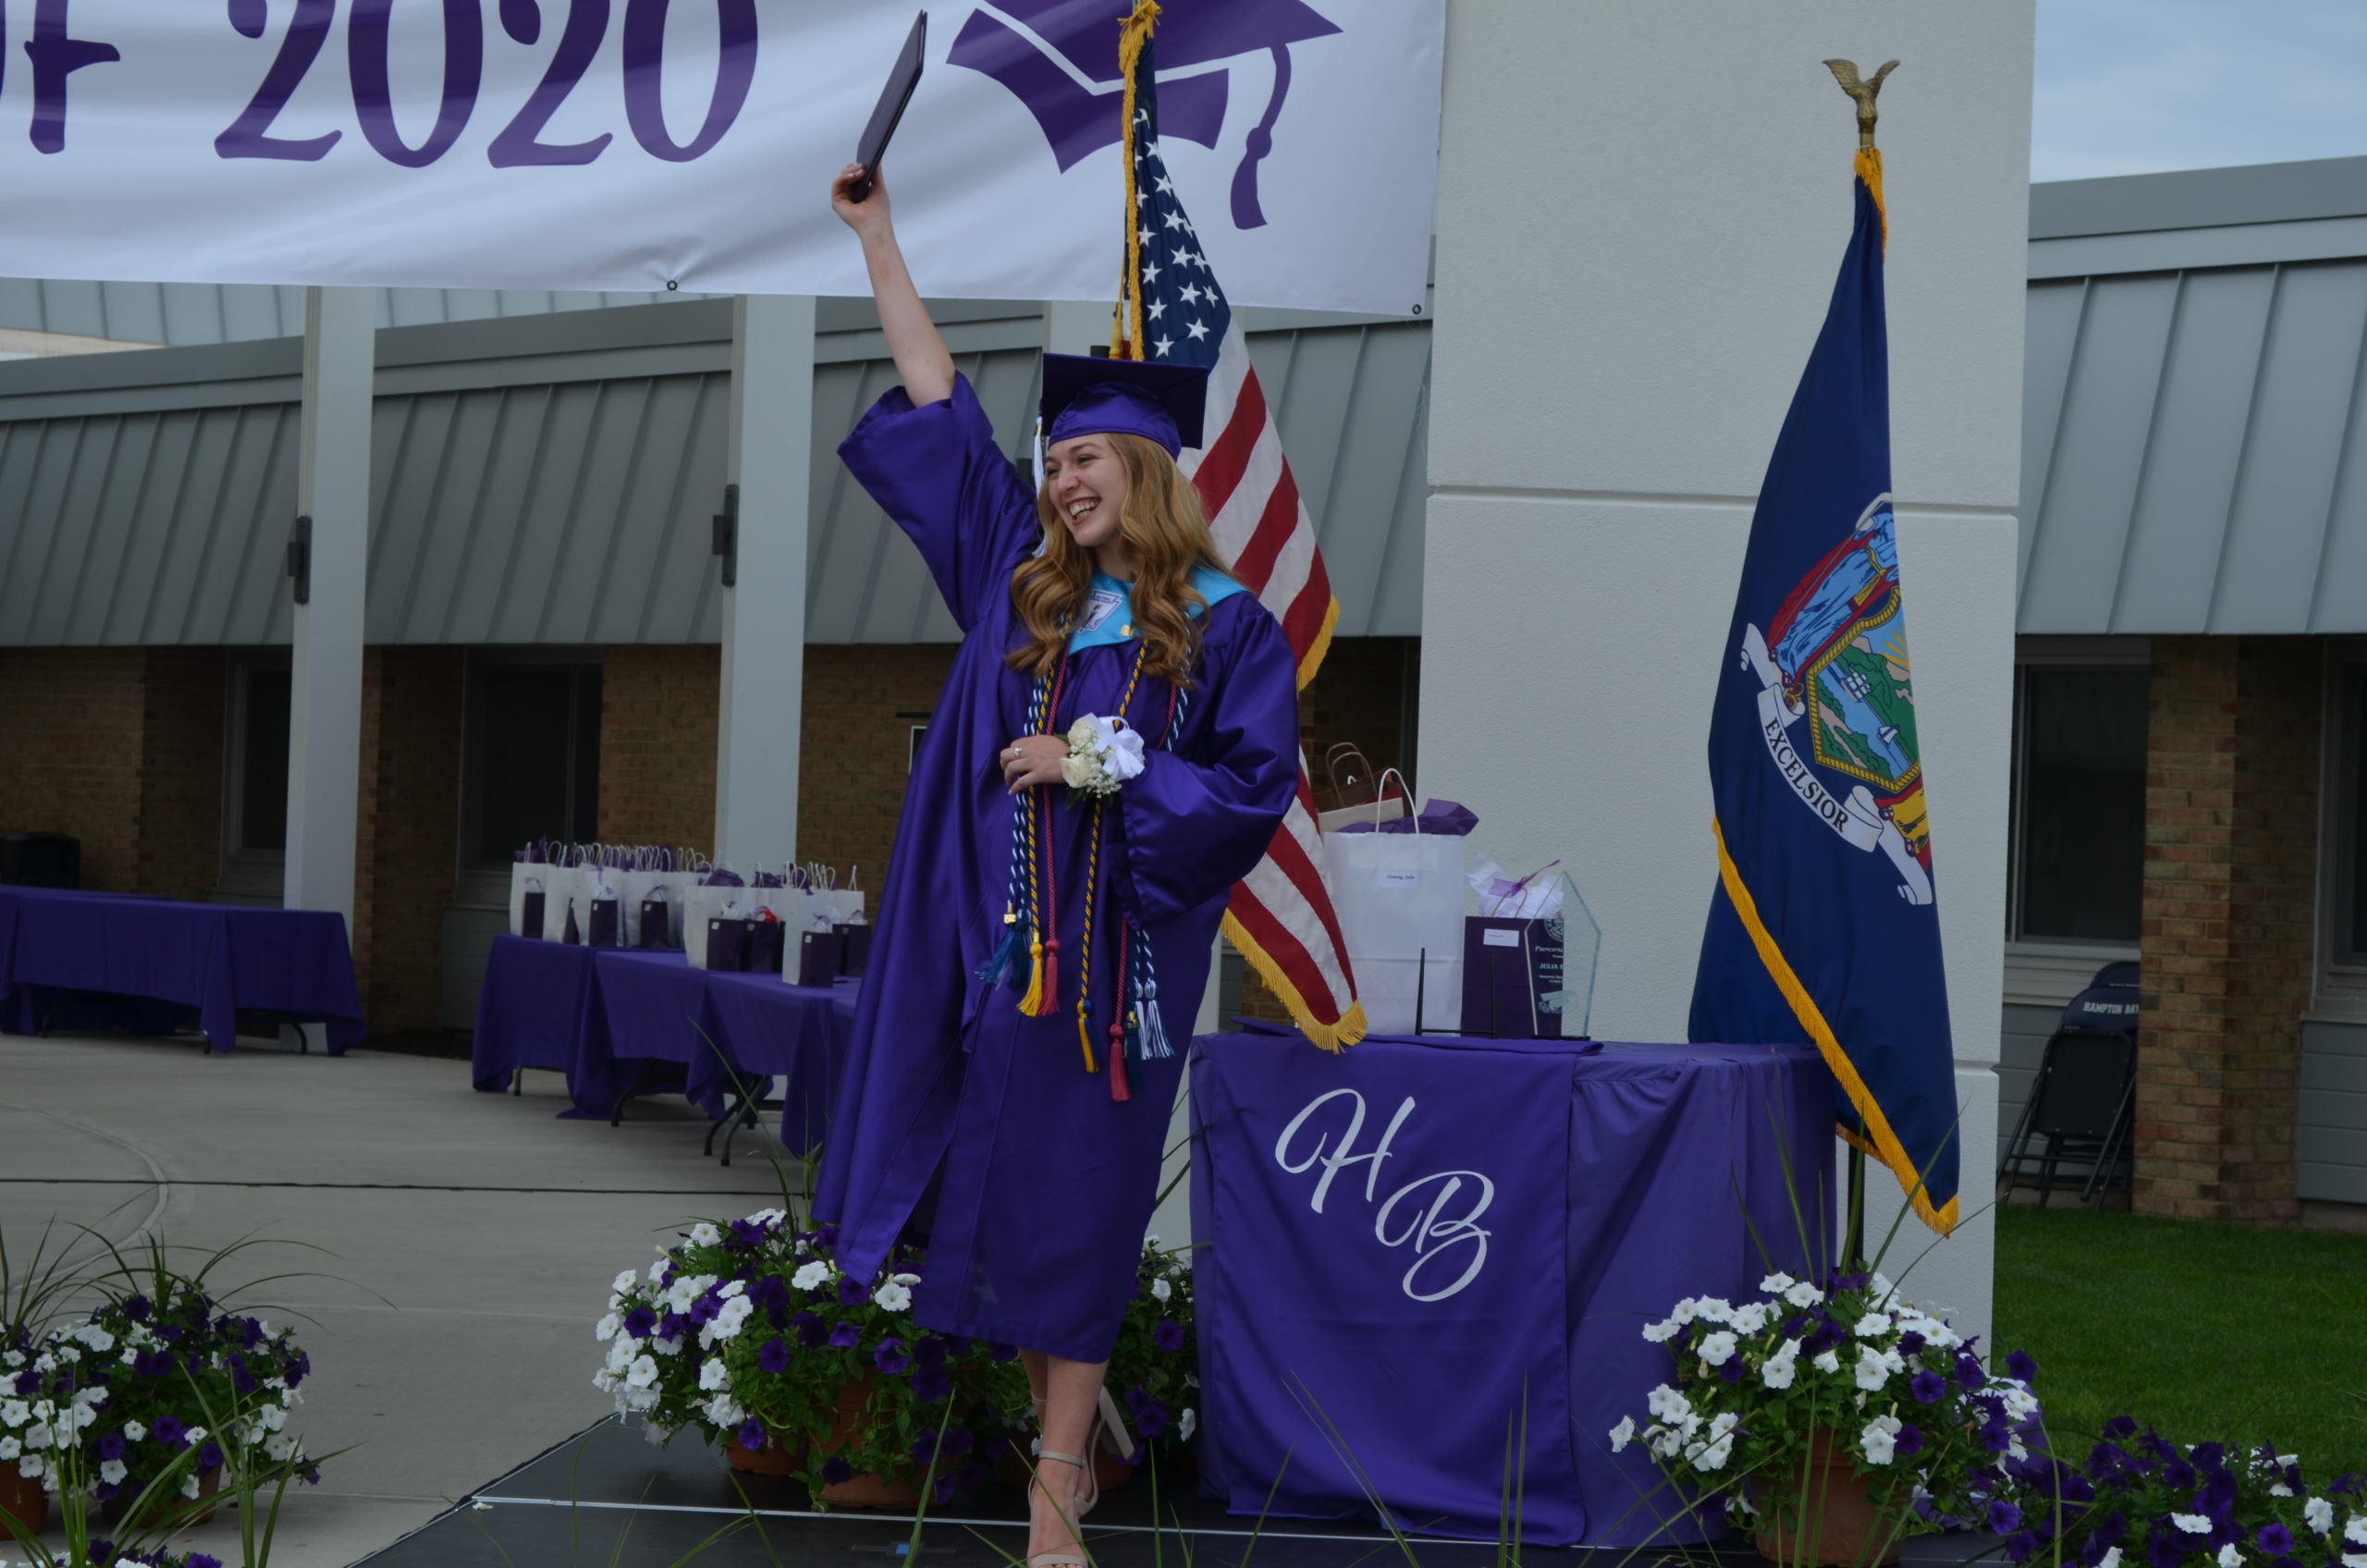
[1189,1023,1832,1548]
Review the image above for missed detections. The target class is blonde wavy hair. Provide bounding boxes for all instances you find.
[1006,432,1233,688]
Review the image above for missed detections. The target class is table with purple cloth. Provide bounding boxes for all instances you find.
[1189,1023,1830,1550]
[0,885,362,1054]
[469,936,853,1152]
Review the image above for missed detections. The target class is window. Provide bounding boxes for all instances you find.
[2329,655,2367,972]
[2006,659,2150,945]
[461,658,602,867]
[231,664,291,854]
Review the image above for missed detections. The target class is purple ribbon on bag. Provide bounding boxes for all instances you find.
[1333,798,1479,836]
[704,868,746,888]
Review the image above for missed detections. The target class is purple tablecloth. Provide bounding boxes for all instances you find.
[472,937,852,1148]
[1190,1025,1830,1549]
[0,886,362,1054]
[471,935,602,1094]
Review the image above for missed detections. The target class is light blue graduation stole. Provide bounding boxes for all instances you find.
[1067,563,1245,654]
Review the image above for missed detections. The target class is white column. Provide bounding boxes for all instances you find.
[714,295,816,872]
[1419,4,2030,1342]
[283,286,374,927]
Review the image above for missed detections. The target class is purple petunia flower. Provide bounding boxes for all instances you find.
[11,1368,36,1396]
[910,1365,951,1403]
[189,1556,225,1568]
[657,1311,689,1343]
[288,1348,312,1387]
[791,1311,826,1349]
[1898,1330,1926,1355]
[1910,1371,1947,1403]
[749,1275,791,1323]
[152,1415,187,1447]
[757,1338,791,1375]
[986,1341,1019,1364]
[2257,1525,2294,1556]
[2006,1530,2042,1564]
[98,1432,126,1461]
[820,1457,855,1486]
[227,1353,260,1395]
[738,1418,767,1452]
[2005,1349,2039,1384]
[1135,1401,1169,1439]
[622,1305,657,1340]
[875,1338,912,1375]
[1153,1319,1185,1353]
[1988,1501,2023,1535]
[124,1295,152,1323]
[829,1321,862,1349]
[913,1336,950,1369]
[837,1278,868,1307]
[198,1441,226,1472]
[933,1472,960,1505]
[1895,1424,1925,1457]
[939,1427,974,1457]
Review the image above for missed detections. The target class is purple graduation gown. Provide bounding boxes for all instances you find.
[816,375,1300,1362]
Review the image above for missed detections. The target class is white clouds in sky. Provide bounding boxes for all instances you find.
[2035,0,2367,180]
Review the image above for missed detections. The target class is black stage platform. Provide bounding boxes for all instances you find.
[356,1417,2010,1568]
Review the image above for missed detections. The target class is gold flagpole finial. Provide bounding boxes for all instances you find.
[1823,58,1898,148]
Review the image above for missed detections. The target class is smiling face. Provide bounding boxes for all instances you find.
[1045,434,1132,557]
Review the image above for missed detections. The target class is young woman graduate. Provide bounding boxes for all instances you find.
[817,165,1302,1566]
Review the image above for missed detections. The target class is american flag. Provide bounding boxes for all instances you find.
[1112,26,1365,1050]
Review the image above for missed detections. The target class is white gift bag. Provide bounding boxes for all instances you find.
[683,883,753,968]
[543,858,592,941]
[508,860,552,937]
[1319,777,1466,1034]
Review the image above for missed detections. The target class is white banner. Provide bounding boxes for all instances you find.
[0,0,1441,314]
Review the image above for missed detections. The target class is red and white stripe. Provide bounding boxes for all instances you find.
[1181,332,1363,1046]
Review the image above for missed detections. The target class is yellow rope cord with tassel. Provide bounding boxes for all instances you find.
[1110,0,1160,359]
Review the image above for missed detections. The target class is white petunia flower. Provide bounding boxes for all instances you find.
[1690,1298,1735,1325]
[184,1426,207,1445]
[17,1453,41,1479]
[2099,1550,2122,1568]
[123,1419,146,1442]
[2302,1499,2334,1535]
[1697,1331,1739,1367]
[182,1472,202,1500]
[2174,1513,2214,1535]
[873,1281,913,1314]
[613,1269,639,1294]
[1609,1415,1636,1453]
[791,1262,831,1292]
[1150,1279,1172,1302]
[1811,1349,1841,1375]
[1761,1340,1800,1390]
[0,1439,16,1461]
[717,1280,747,1300]
[698,1359,730,1391]
[625,1355,659,1390]
[1760,1272,1797,1294]
[1784,1280,1825,1308]
[1641,1319,1680,1344]
[1854,1345,1903,1392]
[1854,1312,1892,1339]
[595,1315,619,1342]
[1646,1385,1690,1424]
[891,1273,920,1287]
[689,1223,721,1247]
[649,1257,668,1283]
[265,1432,299,1463]
[1177,1408,1196,1444]
[2272,1482,2296,1498]
[2346,1516,2367,1548]
[0,1403,24,1427]
[2217,1547,2243,1568]
[1692,1432,1735,1471]
[99,1459,127,1485]
[1860,1415,1902,1466]
[1731,1302,1770,1335]
[1669,1299,1699,1326]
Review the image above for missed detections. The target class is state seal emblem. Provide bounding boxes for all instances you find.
[1736,494,1934,904]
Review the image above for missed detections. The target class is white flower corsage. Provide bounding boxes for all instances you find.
[1060,716,1147,802]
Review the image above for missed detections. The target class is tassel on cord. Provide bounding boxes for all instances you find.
[976,909,1026,988]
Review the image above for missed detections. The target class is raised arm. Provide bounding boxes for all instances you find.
[832,165,956,406]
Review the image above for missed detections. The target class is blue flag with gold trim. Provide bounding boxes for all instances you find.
[1688,150,1958,1233]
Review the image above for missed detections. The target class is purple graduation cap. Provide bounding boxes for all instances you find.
[949,0,1341,228]
[1041,352,1210,458]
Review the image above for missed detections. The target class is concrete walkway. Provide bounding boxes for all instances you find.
[0,1030,796,1567]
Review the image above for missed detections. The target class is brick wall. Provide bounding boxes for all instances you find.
[0,648,225,896]
[798,645,959,884]
[599,645,720,851]
[352,648,464,1033]
[2136,635,2321,1222]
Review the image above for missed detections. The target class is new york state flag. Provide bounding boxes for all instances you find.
[1688,150,1960,1234]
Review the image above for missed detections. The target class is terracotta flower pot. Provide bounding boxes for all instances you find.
[1751,1431,1904,1568]
[101,1464,220,1529]
[723,1377,945,1508]
[0,1465,48,1537]
[724,1436,801,1476]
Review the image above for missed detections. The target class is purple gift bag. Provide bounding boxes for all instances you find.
[833,922,872,978]
[746,915,786,974]
[587,894,620,949]
[562,901,583,946]
[706,916,752,973]
[520,889,546,940]
[638,893,672,949]
[797,930,845,988]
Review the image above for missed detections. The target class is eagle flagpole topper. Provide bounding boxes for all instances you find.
[1687,59,1962,1236]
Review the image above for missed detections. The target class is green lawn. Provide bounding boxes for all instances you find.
[1993,1207,2367,1477]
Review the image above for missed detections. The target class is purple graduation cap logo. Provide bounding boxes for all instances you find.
[950,0,1341,229]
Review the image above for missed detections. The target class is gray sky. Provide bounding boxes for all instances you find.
[2034,0,2367,181]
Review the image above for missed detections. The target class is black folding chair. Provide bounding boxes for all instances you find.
[1998,962,2140,1209]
